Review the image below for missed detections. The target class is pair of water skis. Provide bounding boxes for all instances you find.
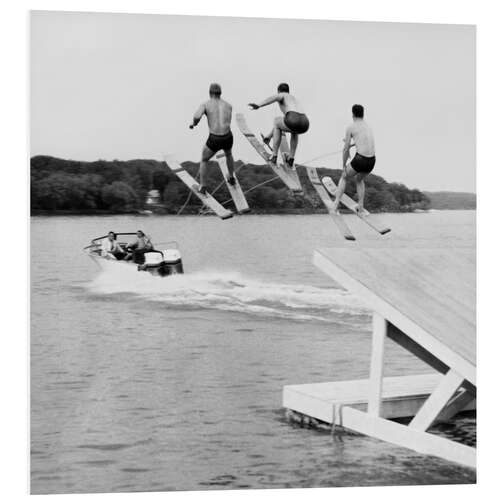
[164,154,249,220]
[235,113,303,194]
[300,165,391,240]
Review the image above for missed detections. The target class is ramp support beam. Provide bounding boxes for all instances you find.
[341,406,476,469]
[409,369,464,431]
[368,313,387,416]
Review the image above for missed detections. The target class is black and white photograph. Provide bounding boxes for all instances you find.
[29,8,477,495]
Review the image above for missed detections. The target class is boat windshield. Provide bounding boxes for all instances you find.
[84,234,178,253]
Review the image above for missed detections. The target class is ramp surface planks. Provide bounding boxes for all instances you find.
[314,247,475,383]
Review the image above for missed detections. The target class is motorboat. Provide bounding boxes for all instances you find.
[84,233,184,277]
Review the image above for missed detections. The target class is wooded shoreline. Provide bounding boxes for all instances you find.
[31,155,474,215]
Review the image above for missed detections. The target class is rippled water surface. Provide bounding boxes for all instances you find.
[30,211,476,493]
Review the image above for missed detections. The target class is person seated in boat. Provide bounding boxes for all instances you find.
[101,231,126,260]
[124,230,153,264]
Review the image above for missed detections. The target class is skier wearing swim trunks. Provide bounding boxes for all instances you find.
[332,104,376,214]
[190,83,235,195]
[248,82,309,168]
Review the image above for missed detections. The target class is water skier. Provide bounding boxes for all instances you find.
[332,104,376,213]
[189,83,235,195]
[248,82,309,168]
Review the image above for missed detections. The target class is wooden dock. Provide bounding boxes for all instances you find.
[283,246,476,468]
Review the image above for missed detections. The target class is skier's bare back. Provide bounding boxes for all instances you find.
[189,83,235,193]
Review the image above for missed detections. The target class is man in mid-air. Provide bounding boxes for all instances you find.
[332,104,376,214]
[248,82,309,168]
[189,83,235,195]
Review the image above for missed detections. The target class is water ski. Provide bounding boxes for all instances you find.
[321,176,391,235]
[164,155,234,220]
[215,152,250,214]
[278,134,303,194]
[236,113,302,193]
[306,167,355,241]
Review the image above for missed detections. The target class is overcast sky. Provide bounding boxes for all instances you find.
[31,11,475,192]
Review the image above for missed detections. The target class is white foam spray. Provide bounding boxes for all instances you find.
[85,266,368,323]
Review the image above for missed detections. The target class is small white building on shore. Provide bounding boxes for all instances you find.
[145,189,161,205]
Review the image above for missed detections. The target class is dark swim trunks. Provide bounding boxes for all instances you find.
[351,153,376,174]
[206,131,233,153]
[284,111,310,134]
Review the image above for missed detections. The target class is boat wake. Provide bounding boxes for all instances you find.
[85,268,368,324]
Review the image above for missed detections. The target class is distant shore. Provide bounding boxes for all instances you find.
[31,156,434,215]
[29,208,353,216]
[31,207,476,216]
[31,155,475,215]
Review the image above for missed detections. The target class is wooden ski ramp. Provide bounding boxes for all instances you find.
[283,246,476,468]
[316,247,476,381]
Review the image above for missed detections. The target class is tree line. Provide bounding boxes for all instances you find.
[31,155,430,214]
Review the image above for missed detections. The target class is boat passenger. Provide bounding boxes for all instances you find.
[125,230,153,264]
[101,231,126,260]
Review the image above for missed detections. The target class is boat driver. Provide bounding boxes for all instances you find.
[125,230,153,263]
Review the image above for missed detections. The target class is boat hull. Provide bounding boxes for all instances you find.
[89,254,183,278]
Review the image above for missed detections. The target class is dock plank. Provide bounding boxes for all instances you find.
[283,373,475,424]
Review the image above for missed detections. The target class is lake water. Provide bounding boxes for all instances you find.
[30,211,476,494]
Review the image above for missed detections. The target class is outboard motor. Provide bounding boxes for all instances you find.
[159,248,184,276]
[139,249,184,277]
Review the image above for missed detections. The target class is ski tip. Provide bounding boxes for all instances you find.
[380,228,391,235]
[345,235,356,241]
